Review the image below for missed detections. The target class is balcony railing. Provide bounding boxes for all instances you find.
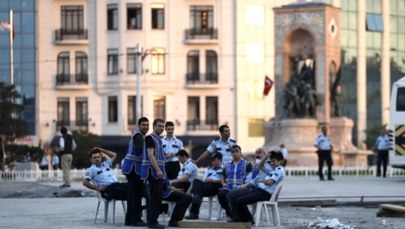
[185,28,218,40]
[186,73,218,84]
[56,120,89,132]
[54,28,88,42]
[56,74,88,86]
[186,119,218,131]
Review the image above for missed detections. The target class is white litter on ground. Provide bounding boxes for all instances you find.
[307,217,355,229]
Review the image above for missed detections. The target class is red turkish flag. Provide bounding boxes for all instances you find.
[263,75,273,96]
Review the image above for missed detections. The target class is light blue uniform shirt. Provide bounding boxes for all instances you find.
[202,166,224,182]
[84,159,118,186]
[314,134,332,150]
[206,138,236,165]
[375,134,390,150]
[177,159,198,183]
[246,161,272,186]
[162,135,184,162]
[257,165,285,195]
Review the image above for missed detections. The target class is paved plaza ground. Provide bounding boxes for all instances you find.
[1,176,405,229]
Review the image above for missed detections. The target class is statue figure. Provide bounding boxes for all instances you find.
[330,68,341,117]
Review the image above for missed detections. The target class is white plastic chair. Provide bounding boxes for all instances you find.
[207,196,222,220]
[94,191,126,224]
[161,200,175,222]
[252,182,283,227]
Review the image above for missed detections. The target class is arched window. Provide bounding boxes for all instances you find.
[206,50,217,83]
[75,51,88,83]
[57,52,70,75]
[187,50,200,82]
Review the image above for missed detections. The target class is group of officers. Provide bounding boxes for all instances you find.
[83,117,286,228]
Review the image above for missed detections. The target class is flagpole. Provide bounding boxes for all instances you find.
[9,10,14,85]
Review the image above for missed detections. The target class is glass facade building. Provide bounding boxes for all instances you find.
[0,0,36,135]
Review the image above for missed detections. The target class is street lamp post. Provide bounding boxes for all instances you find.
[135,44,143,122]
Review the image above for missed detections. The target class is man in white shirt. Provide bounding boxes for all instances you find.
[162,121,184,180]
[170,149,198,193]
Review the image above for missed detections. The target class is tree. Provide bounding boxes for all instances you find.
[0,82,27,171]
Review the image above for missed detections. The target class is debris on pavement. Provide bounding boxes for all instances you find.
[307,217,355,229]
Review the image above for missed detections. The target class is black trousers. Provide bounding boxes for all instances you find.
[217,189,232,217]
[125,169,144,225]
[146,175,163,225]
[189,179,222,216]
[376,149,389,177]
[172,181,191,193]
[165,161,181,180]
[163,191,192,222]
[228,186,271,222]
[318,150,333,179]
[102,182,128,201]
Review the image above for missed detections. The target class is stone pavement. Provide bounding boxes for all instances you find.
[0,176,404,229]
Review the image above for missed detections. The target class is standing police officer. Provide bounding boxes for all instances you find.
[193,124,236,166]
[162,121,184,180]
[375,126,390,178]
[314,125,334,181]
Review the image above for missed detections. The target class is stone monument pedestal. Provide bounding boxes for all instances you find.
[263,117,371,167]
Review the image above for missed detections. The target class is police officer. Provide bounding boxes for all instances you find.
[83,147,127,201]
[314,125,334,181]
[162,121,184,180]
[185,153,225,220]
[170,149,198,193]
[194,124,236,166]
[121,117,149,227]
[375,126,390,178]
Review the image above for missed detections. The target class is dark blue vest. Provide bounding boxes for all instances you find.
[122,130,145,175]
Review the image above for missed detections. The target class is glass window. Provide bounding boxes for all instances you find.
[108,96,118,123]
[150,48,165,74]
[57,52,70,75]
[127,48,137,74]
[187,96,200,122]
[22,12,34,33]
[187,50,199,82]
[206,96,218,125]
[151,6,164,29]
[127,3,142,30]
[206,50,217,83]
[190,6,214,33]
[75,52,88,83]
[366,13,383,32]
[107,48,119,75]
[248,119,264,137]
[61,6,84,33]
[128,96,142,125]
[107,4,118,30]
[153,96,166,120]
[57,97,70,127]
[396,87,405,111]
[76,97,88,126]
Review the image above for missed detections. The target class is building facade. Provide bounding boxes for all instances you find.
[1,0,404,158]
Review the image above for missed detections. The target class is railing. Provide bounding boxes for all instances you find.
[56,74,88,85]
[2,167,405,182]
[186,119,219,131]
[185,28,218,40]
[186,73,218,84]
[54,28,88,41]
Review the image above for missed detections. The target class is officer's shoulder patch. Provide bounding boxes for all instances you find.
[229,139,236,143]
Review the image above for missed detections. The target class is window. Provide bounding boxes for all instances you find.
[128,96,142,125]
[57,52,70,84]
[75,97,88,127]
[206,96,218,125]
[61,5,84,33]
[187,50,199,82]
[397,87,405,111]
[127,3,142,29]
[366,13,383,32]
[108,96,118,123]
[151,48,165,74]
[127,48,137,74]
[75,52,88,83]
[107,49,119,75]
[248,119,264,137]
[107,4,118,30]
[151,4,164,29]
[187,96,200,123]
[206,50,218,83]
[190,6,213,33]
[57,98,70,127]
[154,96,166,120]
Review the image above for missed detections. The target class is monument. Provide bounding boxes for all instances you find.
[264,2,370,167]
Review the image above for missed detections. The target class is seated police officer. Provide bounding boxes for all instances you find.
[83,147,127,200]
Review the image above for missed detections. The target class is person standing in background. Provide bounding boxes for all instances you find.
[375,126,390,178]
[314,125,334,181]
[280,144,288,167]
[59,127,76,188]
[162,121,184,180]
[39,143,59,170]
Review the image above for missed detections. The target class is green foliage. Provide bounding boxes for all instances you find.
[3,144,42,169]
[71,131,101,169]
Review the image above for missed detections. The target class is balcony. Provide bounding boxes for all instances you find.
[185,73,218,89]
[186,119,218,131]
[54,28,88,45]
[56,120,89,133]
[55,74,90,90]
[184,28,218,44]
